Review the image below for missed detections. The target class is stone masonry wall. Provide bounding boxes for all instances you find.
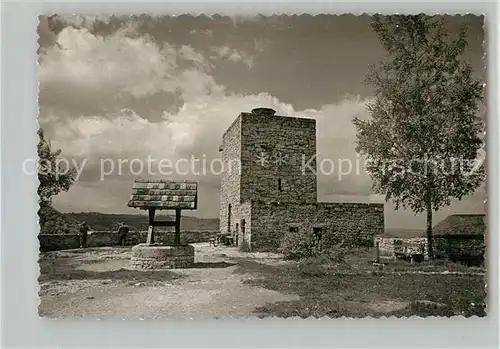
[240,113,318,204]
[373,236,429,260]
[234,201,252,248]
[250,202,384,251]
[374,235,484,263]
[219,115,242,236]
[38,230,218,252]
[433,236,485,263]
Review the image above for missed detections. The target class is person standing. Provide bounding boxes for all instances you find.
[118,222,130,247]
[79,222,90,248]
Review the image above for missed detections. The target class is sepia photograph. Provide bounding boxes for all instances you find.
[36,13,487,319]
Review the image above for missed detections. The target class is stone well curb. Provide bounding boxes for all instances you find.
[130,243,195,270]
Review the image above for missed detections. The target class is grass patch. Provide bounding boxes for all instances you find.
[341,248,485,274]
[235,257,486,318]
[297,258,328,278]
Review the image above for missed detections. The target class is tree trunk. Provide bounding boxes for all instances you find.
[426,201,433,259]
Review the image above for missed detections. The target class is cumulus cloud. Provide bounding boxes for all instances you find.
[189,28,213,37]
[46,93,376,217]
[39,26,288,184]
[57,14,110,31]
[49,93,298,174]
[253,38,267,53]
[229,15,266,27]
[38,16,58,51]
[178,45,212,70]
[301,97,375,197]
[210,46,254,68]
[49,91,372,193]
[39,26,379,213]
[39,26,179,100]
[38,25,222,121]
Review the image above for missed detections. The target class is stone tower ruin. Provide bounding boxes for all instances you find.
[219,108,384,251]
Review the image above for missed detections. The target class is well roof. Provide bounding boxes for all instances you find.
[127,179,198,210]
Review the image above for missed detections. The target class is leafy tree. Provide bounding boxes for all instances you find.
[38,205,80,234]
[37,128,76,209]
[353,15,485,257]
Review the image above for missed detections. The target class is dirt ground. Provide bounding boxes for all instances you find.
[38,243,486,319]
[38,243,298,319]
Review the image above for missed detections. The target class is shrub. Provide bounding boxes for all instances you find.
[239,238,251,252]
[297,252,353,277]
[297,257,327,277]
[279,228,320,260]
[324,248,347,263]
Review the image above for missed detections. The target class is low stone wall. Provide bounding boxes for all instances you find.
[374,235,485,264]
[250,202,384,251]
[434,235,485,264]
[38,230,217,252]
[374,236,429,260]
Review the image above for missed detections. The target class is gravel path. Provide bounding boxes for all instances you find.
[38,244,299,319]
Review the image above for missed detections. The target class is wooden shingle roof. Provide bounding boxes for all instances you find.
[127,179,198,210]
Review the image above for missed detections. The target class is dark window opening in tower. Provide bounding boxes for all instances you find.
[228,204,232,232]
[278,178,282,191]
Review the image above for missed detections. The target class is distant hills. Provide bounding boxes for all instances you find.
[39,207,219,234]
[40,208,447,237]
[38,205,81,235]
[67,212,220,232]
[382,228,425,238]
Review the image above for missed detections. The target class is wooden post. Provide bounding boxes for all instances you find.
[147,208,156,245]
[146,225,154,245]
[174,208,181,245]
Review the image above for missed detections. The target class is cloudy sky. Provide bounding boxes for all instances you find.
[37,14,486,230]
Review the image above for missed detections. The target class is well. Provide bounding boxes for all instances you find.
[126,179,199,270]
[131,243,194,269]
